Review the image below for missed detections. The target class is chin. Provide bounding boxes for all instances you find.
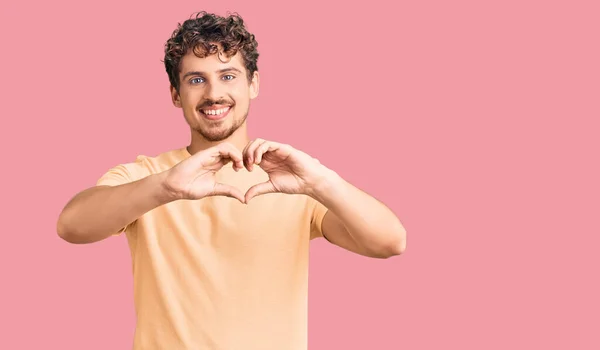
[194,123,237,142]
[200,131,234,142]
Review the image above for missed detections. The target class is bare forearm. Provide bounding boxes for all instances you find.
[57,172,174,244]
[309,169,407,255]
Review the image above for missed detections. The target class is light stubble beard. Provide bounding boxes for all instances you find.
[193,109,249,142]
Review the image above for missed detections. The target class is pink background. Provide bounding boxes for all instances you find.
[1,0,598,349]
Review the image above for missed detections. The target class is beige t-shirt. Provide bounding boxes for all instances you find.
[96,147,328,350]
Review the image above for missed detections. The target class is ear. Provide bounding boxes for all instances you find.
[170,85,182,108]
[249,71,259,100]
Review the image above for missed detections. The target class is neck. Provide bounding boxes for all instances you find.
[186,121,250,155]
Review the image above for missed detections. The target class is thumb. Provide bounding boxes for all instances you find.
[209,183,246,204]
[245,181,277,202]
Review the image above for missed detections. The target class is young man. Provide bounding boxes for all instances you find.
[57,11,406,350]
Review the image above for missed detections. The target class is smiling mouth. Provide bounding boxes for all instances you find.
[199,106,232,120]
[201,106,230,115]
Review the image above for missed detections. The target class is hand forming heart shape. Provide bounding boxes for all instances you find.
[162,139,328,204]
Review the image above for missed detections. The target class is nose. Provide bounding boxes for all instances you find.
[204,80,226,101]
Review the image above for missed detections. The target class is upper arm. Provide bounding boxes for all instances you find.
[309,198,365,255]
[95,160,147,235]
[320,210,370,256]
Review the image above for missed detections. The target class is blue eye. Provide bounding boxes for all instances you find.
[223,75,235,81]
[190,77,204,84]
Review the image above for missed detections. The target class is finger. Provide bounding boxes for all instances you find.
[245,181,276,202]
[243,138,262,170]
[220,143,244,170]
[219,158,239,171]
[210,182,246,204]
[257,141,294,165]
[242,140,252,169]
[216,143,244,171]
[255,141,280,165]
[244,138,265,171]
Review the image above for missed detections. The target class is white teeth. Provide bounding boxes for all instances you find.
[202,107,229,115]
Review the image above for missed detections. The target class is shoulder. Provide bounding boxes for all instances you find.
[136,147,189,174]
[96,147,188,186]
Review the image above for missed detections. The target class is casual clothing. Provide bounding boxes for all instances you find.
[97,147,328,350]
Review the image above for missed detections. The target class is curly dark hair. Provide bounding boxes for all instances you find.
[163,11,259,92]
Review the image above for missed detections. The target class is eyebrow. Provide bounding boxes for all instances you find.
[182,67,243,79]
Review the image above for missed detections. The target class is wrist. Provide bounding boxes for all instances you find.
[154,171,182,203]
[305,166,344,202]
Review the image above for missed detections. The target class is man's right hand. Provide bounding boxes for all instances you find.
[162,142,246,203]
[57,142,246,243]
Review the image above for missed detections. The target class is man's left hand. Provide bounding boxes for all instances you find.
[242,138,331,202]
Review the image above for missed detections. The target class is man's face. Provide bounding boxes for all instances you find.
[171,48,259,142]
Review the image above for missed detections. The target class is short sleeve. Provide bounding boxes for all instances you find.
[309,198,329,240]
[95,161,147,235]
[96,164,134,187]
[96,157,148,187]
